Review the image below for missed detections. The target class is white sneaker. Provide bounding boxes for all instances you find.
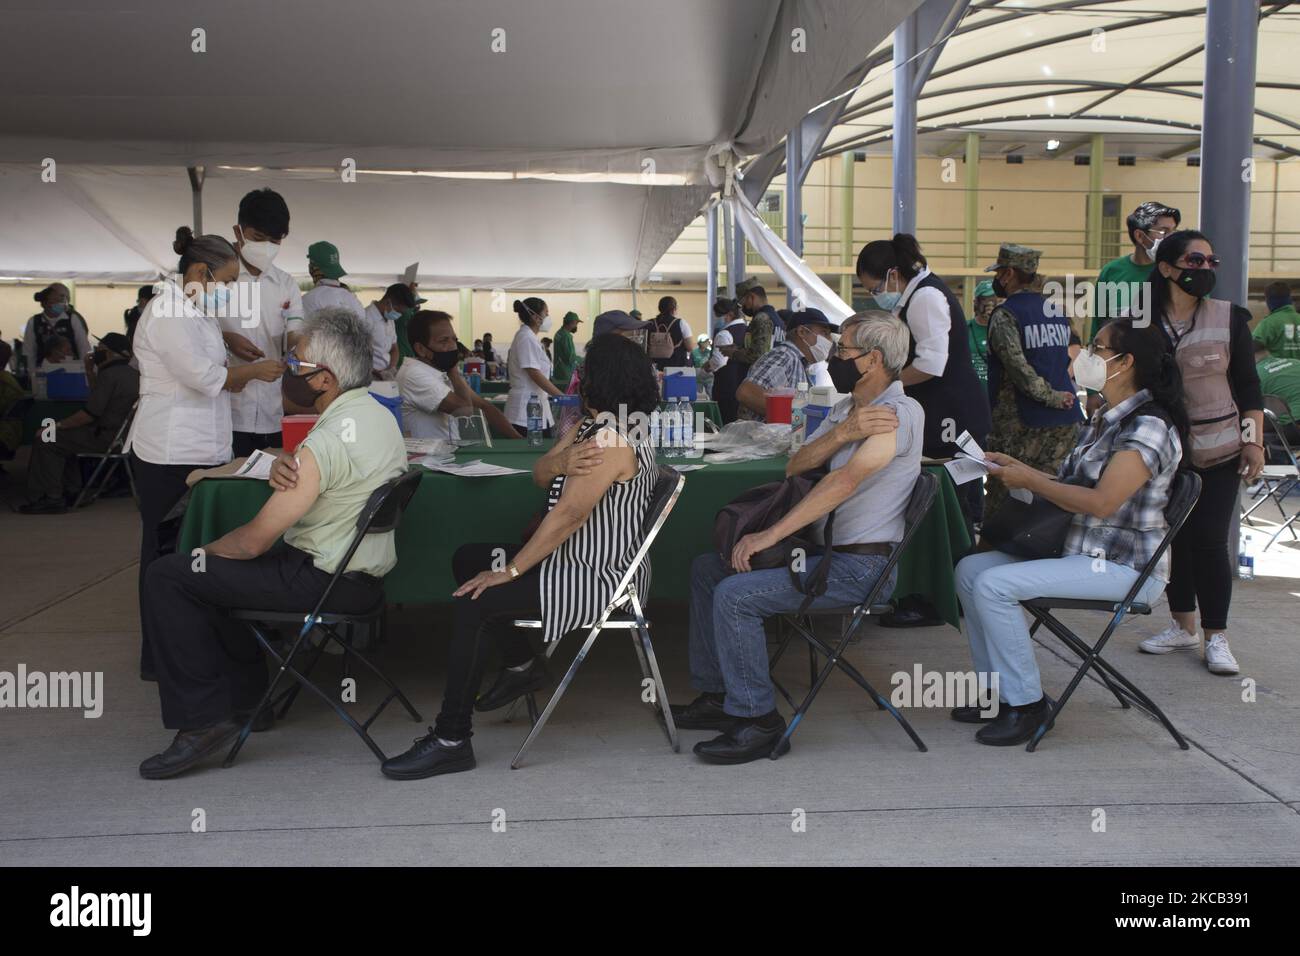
[1204,634,1240,675]
[1138,622,1199,654]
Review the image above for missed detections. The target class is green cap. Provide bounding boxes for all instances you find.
[974,280,995,299]
[307,240,347,279]
[984,243,1041,274]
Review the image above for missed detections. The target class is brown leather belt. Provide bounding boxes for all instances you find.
[831,542,893,557]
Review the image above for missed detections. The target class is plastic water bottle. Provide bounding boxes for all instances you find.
[680,396,695,456]
[1238,531,1255,580]
[527,394,544,447]
[663,399,682,459]
[790,382,810,452]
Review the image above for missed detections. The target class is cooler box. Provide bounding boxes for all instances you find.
[663,367,697,401]
[43,366,91,400]
[804,404,834,439]
[281,415,318,453]
[369,381,403,432]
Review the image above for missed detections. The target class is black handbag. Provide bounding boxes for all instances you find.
[980,474,1093,560]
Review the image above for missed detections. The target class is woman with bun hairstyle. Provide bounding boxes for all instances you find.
[1135,229,1263,676]
[857,234,992,524]
[127,226,285,680]
[504,296,563,438]
[23,282,92,368]
[955,319,1188,746]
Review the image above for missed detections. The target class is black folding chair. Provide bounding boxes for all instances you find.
[73,400,139,509]
[766,471,939,759]
[223,468,425,767]
[507,465,685,769]
[1241,396,1299,550]
[1020,470,1202,752]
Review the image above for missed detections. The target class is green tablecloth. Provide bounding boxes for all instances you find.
[21,400,85,444]
[178,442,969,627]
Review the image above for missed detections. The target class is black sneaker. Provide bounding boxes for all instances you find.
[381,729,476,780]
[474,658,547,712]
[668,692,735,731]
[975,697,1054,747]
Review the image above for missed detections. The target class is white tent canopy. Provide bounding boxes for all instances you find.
[0,0,918,288]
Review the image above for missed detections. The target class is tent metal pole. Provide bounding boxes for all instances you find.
[839,151,855,304]
[706,204,718,313]
[786,125,804,308]
[187,165,205,235]
[892,14,917,236]
[1200,0,1260,306]
[722,203,736,297]
[732,218,746,290]
[963,131,980,317]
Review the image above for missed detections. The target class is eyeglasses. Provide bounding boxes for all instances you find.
[833,345,867,359]
[1178,252,1221,269]
[285,352,330,376]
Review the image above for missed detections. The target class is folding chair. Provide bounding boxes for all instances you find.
[766,471,939,759]
[1241,396,1299,550]
[1020,470,1202,752]
[507,465,685,769]
[223,468,425,767]
[73,400,139,509]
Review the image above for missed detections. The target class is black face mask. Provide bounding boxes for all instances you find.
[283,369,325,408]
[741,304,757,317]
[828,355,864,394]
[430,348,460,372]
[92,349,109,367]
[1176,268,1216,299]
[991,277,1008,298]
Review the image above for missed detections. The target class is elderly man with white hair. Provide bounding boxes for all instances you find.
[671,311,924,764]
[138,308,407,780]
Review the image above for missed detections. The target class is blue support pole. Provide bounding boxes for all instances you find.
[892,14,917,236]
[706,203,718,314]
[1199,0,1260,306]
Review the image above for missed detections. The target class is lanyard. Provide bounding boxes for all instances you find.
[1163,300,1201,349]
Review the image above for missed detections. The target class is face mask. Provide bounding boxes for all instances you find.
[92,349,108,367]
[237,229,280,271]
[1071,350,1121,392]
[1144,234,1162,260]
[203,287,230,313]
[805,331,832,365]
[47,303,67,317]
[384,309,402,322]
[1176,268,1216,299]
[741,304,757,318]
[539,316,553,333]
[828,355,865,394]
[991,277,1008,298]
[431,348,459,372]
[283,369,325,407]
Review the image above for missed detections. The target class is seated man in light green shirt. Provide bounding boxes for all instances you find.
[138,308,408,780]
[1254,282,1300,360]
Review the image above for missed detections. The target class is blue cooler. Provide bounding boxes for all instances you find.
[804,404,834,439]
[662,369,697,401]
[45,369,90,400]
[368,389,403,432]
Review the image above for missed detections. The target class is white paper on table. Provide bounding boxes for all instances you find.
[422,458,531,477]
[232,449,275,480]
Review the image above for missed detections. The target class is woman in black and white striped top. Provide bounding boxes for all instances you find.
[382,334,662,780]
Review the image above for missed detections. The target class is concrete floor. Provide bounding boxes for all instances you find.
[2,454,1299,866]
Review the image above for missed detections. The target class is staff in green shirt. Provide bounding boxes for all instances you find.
[1090,200,1181,341]
[1255,341,1300,444]
[967,279,997,387]
[1254,283,1300,360]
[552,311,581,385]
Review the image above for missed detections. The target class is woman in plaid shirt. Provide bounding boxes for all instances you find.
[954,320,1186,746]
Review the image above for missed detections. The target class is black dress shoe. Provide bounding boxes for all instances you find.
[975,697,1053,747]
[950,702,1003,723]
[235,707,275,733]
[693,714,787,764]
[381,729,476,780]
[474,658,547,712]
[668,692,735,731]
[139,720,242,779]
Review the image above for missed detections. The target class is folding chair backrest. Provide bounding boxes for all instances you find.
[105,400,139,453]
[1115,469,1201,608]
[856,470,939,608]
[1262,396,1297,466]
[354,467,424,536]
[606,464,685,603]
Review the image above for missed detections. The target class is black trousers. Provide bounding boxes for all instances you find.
[132,452,210,676]
[145,544,379,730]
[1167,457,1241,632]
[26,424,110,502]
[433,543,541,741]
[232,430,283,459]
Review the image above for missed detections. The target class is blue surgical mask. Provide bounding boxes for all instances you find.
[873,291,901,312]
[47,302,68,317]
[204,287,230,312]
[384,309,402,322]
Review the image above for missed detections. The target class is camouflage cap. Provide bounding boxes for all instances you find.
[733,277,765,299]
[984,243,1040,274]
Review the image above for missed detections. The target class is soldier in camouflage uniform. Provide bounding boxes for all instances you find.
[983,243,1082,519]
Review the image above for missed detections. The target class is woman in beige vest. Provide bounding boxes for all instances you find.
[1136,230,1264,675]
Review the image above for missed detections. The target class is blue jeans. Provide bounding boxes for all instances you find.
[955,551,1167,707]
[688,550,894,718]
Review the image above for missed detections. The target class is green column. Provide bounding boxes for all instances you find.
[458,287,473,342]
[963,132,980,317]
[839,151,855,304]
[1086,133,1105,270]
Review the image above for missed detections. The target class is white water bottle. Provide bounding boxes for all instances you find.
[680,396,695,456]
[1237,531,1255,580]
[790,381,810,451]
[527,394,544,447]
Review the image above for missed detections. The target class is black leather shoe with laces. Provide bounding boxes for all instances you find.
[474,658,547,712]
[381,728,476,780]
